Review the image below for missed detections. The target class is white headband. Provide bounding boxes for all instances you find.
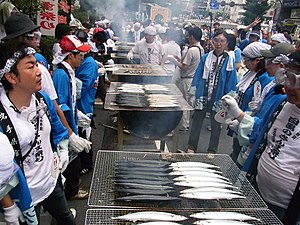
[272,54,290,64]
[0,47,36,80]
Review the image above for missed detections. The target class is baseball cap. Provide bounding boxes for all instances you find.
[144,26,157,35]
[93,27,105,35]
[271,33,290,44]
[260,43,295,58]
[60,35,91,53]
[242,42,271,58]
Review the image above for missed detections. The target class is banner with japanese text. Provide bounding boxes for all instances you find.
[37,0,58,36]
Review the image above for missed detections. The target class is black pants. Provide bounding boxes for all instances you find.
[62,156,81,199]
[188,109,222,153]
[35,177,76,225]
[78,127,93,171]
[96,75,106,103]
[231,137,242,163]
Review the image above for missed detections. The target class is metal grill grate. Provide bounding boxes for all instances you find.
[85,208,283,225]
[88,150,267,209]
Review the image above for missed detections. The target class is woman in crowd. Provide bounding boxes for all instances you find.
[222,50,300,224]
[229,42,274,162]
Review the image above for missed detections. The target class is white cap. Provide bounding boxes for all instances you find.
[271,33,290,44]
[144,26,157,35]
[103,19,110,24]
[158,26,167,34]
[134,22,141,28]
[242,42,271,58]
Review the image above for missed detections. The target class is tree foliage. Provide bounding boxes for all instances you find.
[242,0,270,25]
[11,0,42,18]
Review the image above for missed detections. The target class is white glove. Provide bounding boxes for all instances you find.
[3,203,25,225]
[221,95,243,119]
[127,52,133,60]
[107,59,114,65]
[98,67,106,75]
[248,97,261,112]
[226,119,239,132]
[77,111,91,128]
[294,165,300,176]
[58,139,69,172]
[69,133,92,153]
[82,127,92,141]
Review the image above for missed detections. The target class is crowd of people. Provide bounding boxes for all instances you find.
[0,0,299,224]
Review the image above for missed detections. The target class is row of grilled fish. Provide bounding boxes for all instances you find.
[111,211,260,224]
[113,160,179,202]
[114,94,179,108]
[112,160,245,202]
[117,84,170,93]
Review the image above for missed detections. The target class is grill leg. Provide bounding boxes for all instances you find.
[171,126,179,153]
[160,140,165,151]
[117,113,123,150]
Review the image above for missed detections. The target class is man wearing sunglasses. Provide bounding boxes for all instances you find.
[221,50,300,224]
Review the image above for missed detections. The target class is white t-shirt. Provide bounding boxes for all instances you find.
[163,40,181,72]
[132,39,165,65]
[0,132,18,187]
[180,42,203,78]
[39,63,58,101]
[257,102,300,209]
[0,91,56,205]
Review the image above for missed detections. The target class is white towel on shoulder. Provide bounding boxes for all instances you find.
[203,51,235,79]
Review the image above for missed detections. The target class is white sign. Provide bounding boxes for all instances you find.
[37,0,58,36]
[291,8,300,18]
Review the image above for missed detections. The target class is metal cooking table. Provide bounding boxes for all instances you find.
[85,208,283,225]
[88,150,267,210]
[104,83,193,151]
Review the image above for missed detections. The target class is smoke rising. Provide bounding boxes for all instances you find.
[80,0,126,21]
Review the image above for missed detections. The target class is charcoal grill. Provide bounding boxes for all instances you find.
[85,208,283,225]
[88,150,267,209]
[105,83,192,149]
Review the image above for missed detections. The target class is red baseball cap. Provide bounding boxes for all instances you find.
[60,35,91,53]
[93,27,105,35]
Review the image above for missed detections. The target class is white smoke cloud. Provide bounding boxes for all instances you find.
[80,0,126,21]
